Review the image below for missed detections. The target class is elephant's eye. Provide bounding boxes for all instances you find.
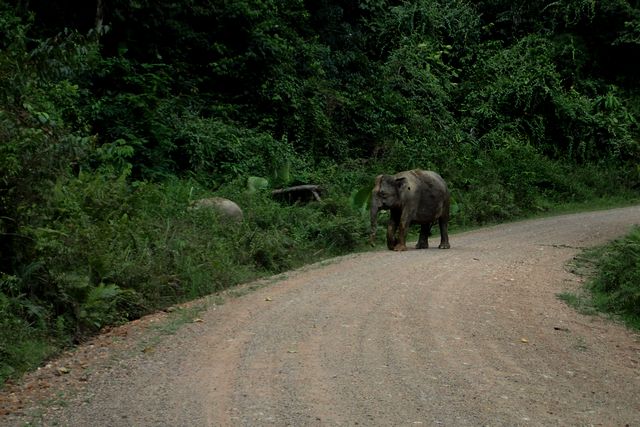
[379,191,387,198]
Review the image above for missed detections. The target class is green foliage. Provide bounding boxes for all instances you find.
[588,227,640,328]
[247,176,271,194]
[350,185,374,215]
[175,117,296,186]
[0,275,57,383]
[563,227,640,330]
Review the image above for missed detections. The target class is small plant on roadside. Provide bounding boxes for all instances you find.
[588,227,640,329]
[560,227,640,330]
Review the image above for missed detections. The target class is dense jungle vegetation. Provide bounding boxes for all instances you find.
[1,0,640,383]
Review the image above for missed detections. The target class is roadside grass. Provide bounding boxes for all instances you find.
[136,301,212,356]
[560,226,640,331]
[557,291,599,316]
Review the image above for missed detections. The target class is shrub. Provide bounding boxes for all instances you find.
[589,227,640,327]
[175,117,297,186]
[0,276,56,384]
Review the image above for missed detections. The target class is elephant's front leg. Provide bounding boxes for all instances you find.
[386,221,397,250]
[387,209,401,250]
[393,212,411,251]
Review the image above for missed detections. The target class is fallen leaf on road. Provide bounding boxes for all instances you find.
[520,338,529,343]
[56,367,70,375]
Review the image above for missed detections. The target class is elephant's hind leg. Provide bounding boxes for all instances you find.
[416,223,431,249]
[438,217,450,249]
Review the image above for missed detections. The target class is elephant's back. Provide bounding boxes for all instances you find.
[412,170,448,192]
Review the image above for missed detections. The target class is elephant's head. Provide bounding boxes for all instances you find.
[369,174,406,244]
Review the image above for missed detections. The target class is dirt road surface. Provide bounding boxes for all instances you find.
[2,207,640,426]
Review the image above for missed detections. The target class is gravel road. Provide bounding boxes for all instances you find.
[2,206,640,426]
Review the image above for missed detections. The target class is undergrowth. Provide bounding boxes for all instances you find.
[0,169,374,384]
[561,227,640,330]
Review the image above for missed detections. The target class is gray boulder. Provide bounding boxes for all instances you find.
[189,197,243,223]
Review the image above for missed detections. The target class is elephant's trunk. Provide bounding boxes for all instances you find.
[369,175,384,246]
[369,201,379,246]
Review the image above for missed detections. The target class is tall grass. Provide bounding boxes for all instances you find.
[562,227,640,330]
[588,227,640,329]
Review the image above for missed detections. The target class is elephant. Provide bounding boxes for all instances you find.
[188,197,243,223]
[369,169,450,251]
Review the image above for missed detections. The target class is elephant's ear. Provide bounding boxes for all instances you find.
[395,176,412,192]
[394,176,407,187]
[372,174,384,192]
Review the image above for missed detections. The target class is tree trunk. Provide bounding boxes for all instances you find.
[95,0,104,34]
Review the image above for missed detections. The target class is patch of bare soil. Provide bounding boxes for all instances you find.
[2,207,640,426]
